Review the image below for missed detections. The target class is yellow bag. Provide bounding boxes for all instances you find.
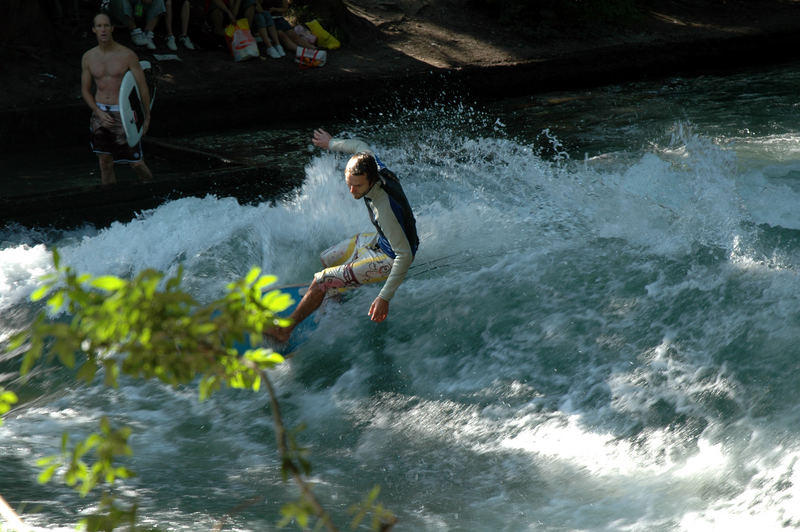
[305,19,340,50]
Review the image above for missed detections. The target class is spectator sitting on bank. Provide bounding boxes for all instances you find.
[108,0,166,50]
[205,0,239,42]
[250,0,284,58]
[164,0,196,50]
[262,0,317,55]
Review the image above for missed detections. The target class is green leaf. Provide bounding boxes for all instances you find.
[254,274,278,292]
[20,335,43,375]
[245,349,285,369]
[57,349,76,368]
[76,359,99,383]
[90,276,127,292]
[7,331,28,350]
[244,267,262,286]
[35,456,57,467]
[38,463,59,484]
[261,290,294,313]
[1,390,18,405]
[47,291,65,312]
[31,284,51,302]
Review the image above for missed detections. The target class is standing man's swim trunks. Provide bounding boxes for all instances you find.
[89,103,143,163]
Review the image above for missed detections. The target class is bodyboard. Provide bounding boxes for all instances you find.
[119,60,155,147]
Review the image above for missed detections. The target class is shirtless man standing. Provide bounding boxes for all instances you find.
[81,12,152,185]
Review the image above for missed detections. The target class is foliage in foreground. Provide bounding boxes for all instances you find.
[1,250,395,532]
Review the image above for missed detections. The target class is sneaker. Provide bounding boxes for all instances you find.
[131,28,148,47]
[276,44,286,57]
[179,35,195,50]
[266,46,280,59]
[165,35,177,51]
[145,30,157,50]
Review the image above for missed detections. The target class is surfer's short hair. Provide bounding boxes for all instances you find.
[93,12,113,27]
[347,152,379,185]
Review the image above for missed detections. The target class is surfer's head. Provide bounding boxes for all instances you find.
[345,153,378,199]
[346,153,379,185]
[92,13,114,42]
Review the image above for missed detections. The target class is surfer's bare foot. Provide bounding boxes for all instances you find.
[264,324,291,343]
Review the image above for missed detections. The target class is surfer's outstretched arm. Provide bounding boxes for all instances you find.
[313,128,372,155]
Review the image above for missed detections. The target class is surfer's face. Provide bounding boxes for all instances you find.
[345,171,371,199]
[93,15,113,42]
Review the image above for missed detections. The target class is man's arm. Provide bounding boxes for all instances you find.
[313,128,371,155]
[375,197,414,302]
[367,204,414,322]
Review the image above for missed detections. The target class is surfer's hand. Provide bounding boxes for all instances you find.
[368,296,389,322]
[99,111,114,128]
[312,128,331,149]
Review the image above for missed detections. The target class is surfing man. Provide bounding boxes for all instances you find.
[81,12,153,185]
[267,129,419,342]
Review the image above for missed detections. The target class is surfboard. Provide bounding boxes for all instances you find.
[119,60,155,147]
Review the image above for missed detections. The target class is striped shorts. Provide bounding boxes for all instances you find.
[314,232,393,292]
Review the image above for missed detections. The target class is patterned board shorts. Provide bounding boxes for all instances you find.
[314,232,393,292]
[90,103,143,163]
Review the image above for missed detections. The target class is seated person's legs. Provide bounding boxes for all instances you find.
[143,0,166,33]
[178,0,195,48]
[107,0,134,28]
[208,6,225,36]
[249,12,279,55]
[273,16,315,53]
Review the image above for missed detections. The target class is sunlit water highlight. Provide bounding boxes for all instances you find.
[4,65,800,530]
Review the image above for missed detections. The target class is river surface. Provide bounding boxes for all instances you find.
[3,64,800,530]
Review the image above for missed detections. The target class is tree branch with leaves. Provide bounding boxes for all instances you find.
[2,250,395,532]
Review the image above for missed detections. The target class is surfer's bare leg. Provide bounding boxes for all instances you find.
[98,154,116,185]
[131,160,153,182]
[267,279,325,343]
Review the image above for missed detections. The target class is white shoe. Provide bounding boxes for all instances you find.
[266,46,280,58]
[131,28,148,47]
[145,30,157,50]
[179,35,195,50]
[276,44,286,57]
[166,35,177,51]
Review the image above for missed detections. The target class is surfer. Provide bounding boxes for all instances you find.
[267,129,419,342]
[81,12,153,185]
